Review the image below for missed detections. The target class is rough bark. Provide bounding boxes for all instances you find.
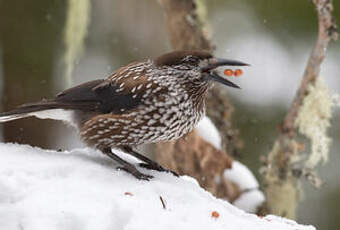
[262,0,338,219]
[157,0,213,51]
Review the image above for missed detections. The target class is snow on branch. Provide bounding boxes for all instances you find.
[0,143,315,230]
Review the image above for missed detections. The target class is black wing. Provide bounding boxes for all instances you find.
[0,79,142,121]
[55,79,142,114]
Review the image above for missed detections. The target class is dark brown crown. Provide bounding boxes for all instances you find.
[154,50,212,67]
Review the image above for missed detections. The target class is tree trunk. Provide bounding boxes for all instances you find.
[156,0,242,200]
[0,0,65,148]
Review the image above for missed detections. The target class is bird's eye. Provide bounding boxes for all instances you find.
[198,59,210,71]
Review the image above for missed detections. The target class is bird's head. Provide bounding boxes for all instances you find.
[154,50,249,89]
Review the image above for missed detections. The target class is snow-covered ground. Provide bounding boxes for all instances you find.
[0,143,315,230]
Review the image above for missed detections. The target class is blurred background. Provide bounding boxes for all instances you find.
[0,0,339,228]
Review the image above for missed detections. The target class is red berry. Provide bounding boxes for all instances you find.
[234,69,243,77]
[224,69,234,77]
[211,211,220,218]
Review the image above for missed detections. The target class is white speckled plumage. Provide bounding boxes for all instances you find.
[0,50,247,179]
[80,58,211,148]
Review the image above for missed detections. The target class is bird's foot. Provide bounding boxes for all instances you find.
[117,166,153,180]
[138,163,179,177]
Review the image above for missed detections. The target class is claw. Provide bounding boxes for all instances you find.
[138,163,179,177]
[117,166,153,180]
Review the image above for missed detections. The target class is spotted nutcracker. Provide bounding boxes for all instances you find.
[0,50,248,180]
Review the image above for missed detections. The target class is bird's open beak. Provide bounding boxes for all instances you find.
[208,71,241,88]
[202,58,250,89]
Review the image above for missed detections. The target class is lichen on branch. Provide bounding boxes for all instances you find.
[295,77,333,169]
[262,0,338,219]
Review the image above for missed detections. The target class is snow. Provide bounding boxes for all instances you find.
[233,190,265,213]
[0,143,315,230]
[224,161,265,212]
[196,116,222,150]
[224,161,260,191]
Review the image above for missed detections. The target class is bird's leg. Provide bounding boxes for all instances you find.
[121,146,179,177]
[101,147,153,180]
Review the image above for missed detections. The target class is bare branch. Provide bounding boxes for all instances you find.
[157,0,213,51]
[262,0,338,219]
[282,0,338,135]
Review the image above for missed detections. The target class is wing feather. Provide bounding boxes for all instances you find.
[55,78,143,114]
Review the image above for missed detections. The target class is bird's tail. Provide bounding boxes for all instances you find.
[0,101,76,124]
